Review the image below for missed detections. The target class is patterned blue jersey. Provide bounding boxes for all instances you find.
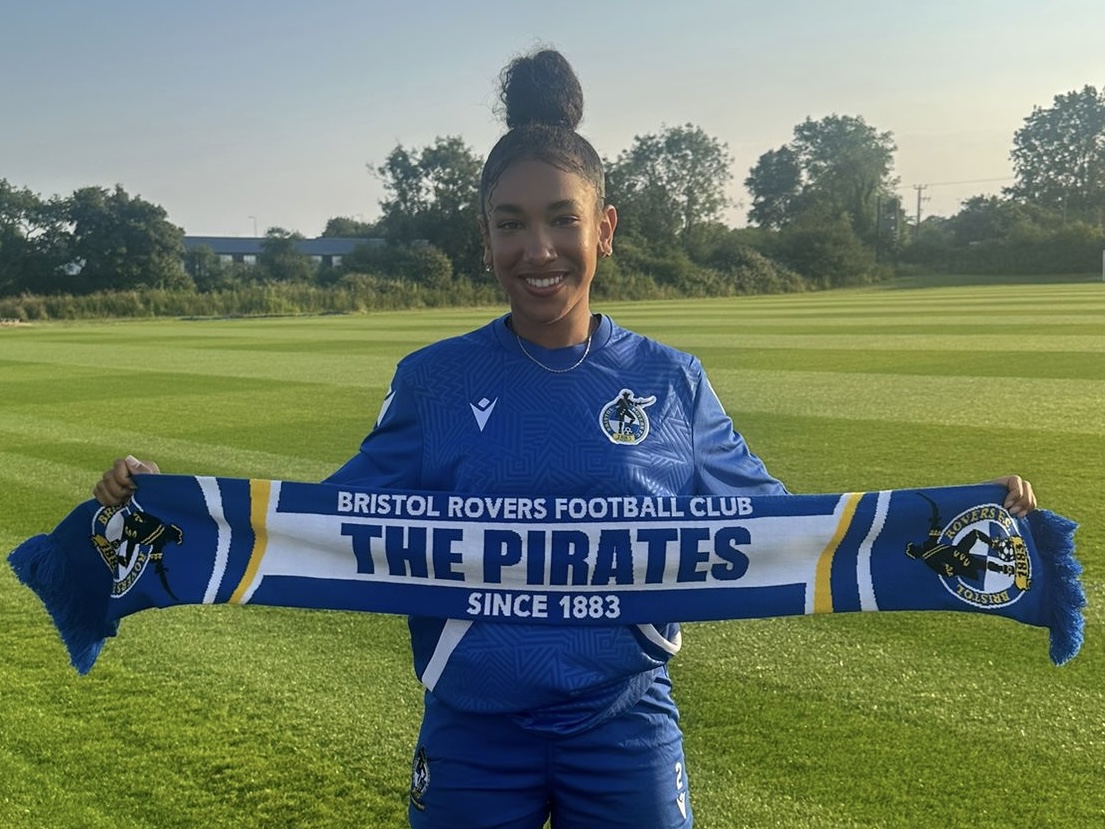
[326,314,785,733]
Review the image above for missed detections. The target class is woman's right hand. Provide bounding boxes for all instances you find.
[93,455,161,506]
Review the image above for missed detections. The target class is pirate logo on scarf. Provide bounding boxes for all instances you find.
[905,494,1032,609]
[90,499,184,599]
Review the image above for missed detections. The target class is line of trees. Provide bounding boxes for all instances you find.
[3,82,1102,313]
[322,81,1105,286]
[0,182,189,296]
[901,84,1105,274]
[364,121,875,293]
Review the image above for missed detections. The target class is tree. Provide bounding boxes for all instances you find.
[605,124,732,247]
[0,180,42,295]
[321,216,379,238]
[946,196,1036,246]
[340,242,453,288]
[64,185,188,293]
[0,181,71,295]
[897,215,954,269]
[744,147,803,230]
[373,136,483,275]
[184,244,232,292]
[258,227,313,283]
[770,212,886,288]
[746,114,898,240]
[1008,85,1105,223]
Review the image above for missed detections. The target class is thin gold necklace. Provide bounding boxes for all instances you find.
[512,317,595,374]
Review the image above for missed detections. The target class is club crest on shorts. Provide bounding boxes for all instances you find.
[90,499,185,598]
[409,746,430,811]
[904,494,1031,609]
[599,388,657,445]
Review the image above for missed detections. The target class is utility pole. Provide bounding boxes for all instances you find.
[913,184,928,228]
[875,196,882,263]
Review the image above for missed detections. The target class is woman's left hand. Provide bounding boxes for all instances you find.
[992,475,1036,517]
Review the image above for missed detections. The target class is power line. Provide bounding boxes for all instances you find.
[902,176,1014,188]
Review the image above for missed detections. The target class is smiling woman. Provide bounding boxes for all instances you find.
[307,50,794,829]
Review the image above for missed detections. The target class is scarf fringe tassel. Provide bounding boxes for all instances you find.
[1028,509,1085,666]
[8,534,116,675]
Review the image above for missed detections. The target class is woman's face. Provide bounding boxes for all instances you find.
[481,160,616,348]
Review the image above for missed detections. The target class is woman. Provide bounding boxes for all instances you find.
[97,48,1036,829]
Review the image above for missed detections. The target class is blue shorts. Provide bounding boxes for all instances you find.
[408,675,693,829]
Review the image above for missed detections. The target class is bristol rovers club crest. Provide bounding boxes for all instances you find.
[599,388,657,445]
[905,493,1031,610]
[90,499,184,598]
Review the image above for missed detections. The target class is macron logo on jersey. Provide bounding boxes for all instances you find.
[470,397,497,432]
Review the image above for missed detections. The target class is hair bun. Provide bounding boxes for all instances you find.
[499,49,583,131]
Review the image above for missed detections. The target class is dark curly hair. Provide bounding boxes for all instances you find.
[480,49,606,215]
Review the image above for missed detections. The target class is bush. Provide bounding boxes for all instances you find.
[900,219,955,270]
[771,216,890,287]
[585,256,667,302]
[607,239,800,297]
[950,221,1105,274]
[340,243,454,287]
[705,239,807,294]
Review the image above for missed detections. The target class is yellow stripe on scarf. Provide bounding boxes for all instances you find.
[229,479,272,604]
[813,492,863,614]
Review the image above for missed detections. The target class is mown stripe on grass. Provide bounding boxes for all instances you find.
[695,347,1104,381]
[603,283,1105,314]
[653,321,1105,337]
[0,450,113,500]
[0,339,405,387]
[0,412,338,482]
[0,369,339,408]
[16,386,365,435]
[668,332,1105,353]
[708,369,1105,435]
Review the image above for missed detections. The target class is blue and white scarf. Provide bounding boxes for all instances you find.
[8,475,1084,673]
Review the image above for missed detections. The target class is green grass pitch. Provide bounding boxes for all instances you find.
[1,279,1102,828]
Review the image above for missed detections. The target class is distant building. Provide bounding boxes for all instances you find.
[182,236,383,269]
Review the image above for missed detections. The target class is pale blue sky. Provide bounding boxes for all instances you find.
[2,0,1100,236]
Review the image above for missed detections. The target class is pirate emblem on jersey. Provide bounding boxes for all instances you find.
[599,388,657,445]
[90,499,184,599]
[409,746,430,811]
[905,494,1031,609]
